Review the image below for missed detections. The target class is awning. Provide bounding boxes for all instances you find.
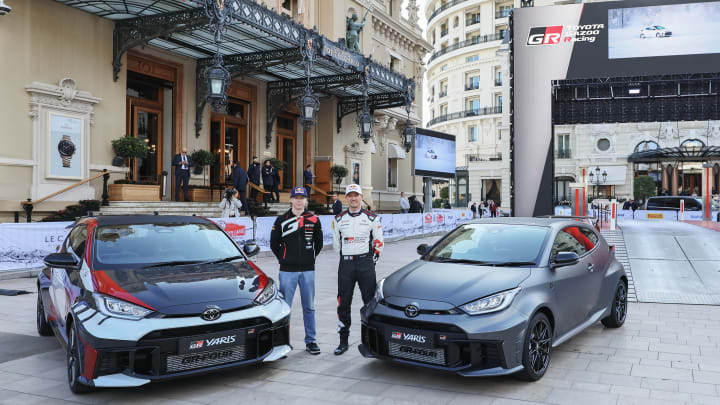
[591,166,627,186]
[628,146,720,163]
[55,0,415,138]
[388,143,406,159]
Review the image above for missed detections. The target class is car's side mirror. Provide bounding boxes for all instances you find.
[551,252,580,269]
[44,253,79,270]
[417,243,430,256]
[243,243,260,258]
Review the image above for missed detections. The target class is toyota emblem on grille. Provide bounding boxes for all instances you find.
[201,305,222,321]
[404,304,420,318]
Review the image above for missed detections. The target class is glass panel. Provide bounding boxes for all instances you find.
[283,138,294,189]
[210,121,221,185]
[225,126,239,183]
[136,110,159,183]
[228,101,245,118]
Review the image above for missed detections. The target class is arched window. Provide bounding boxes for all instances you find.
[634,141,659,152]
[681,139,704,151]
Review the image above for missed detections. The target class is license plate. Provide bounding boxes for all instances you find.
[386,327,434,348]
[178,329,246,354]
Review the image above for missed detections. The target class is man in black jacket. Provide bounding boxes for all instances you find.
[270,186,323,355]
[262,160,276,202]
[232,162,249,216]
[248,156,261,199]
[331,192,343,216]
[172,147,193,201]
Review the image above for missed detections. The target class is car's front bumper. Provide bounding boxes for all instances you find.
[359,299,528,377]
[73,297,291,387]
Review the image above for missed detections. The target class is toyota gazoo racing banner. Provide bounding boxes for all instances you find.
[511,0,720,217]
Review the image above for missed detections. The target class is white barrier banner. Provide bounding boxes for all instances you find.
[393,213,423,237]
[255,216,276,252]
[0,222,73,270]
[379,214,394,238]
[422,212,438,233]
[209,217,254,246]
[318,215,335,247]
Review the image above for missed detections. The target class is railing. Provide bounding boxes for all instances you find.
[495,10,511,19]
[439,90,448,98]
[494,79,502,86]
[465,83,480,91]
[306,183,331,211]
[248,182,271,211]
[427,106,502,127]
[440,29,448,37]
[20,169,110,222]
[466,17,481,26]
[428,33,503,64]
[466,153,503,164]
[521,0,534,8]
[556,150,572,159]
[428,0,469,24]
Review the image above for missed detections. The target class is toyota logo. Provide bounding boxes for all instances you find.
[201,305,222,321]
[404,304,420,318]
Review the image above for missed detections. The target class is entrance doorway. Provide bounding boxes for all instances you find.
[132,106,163,183]
[276,115,297,191]
[210,100,249,186]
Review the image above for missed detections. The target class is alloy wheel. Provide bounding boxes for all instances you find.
[68,327,78,385]
[615,283,627,323]
[528,319,551,374]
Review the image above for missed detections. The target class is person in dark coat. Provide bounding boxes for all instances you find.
[331,192,343,216]
[470,202,477,218]
[408,196,423,213]
[272,166,281,202]
[247,156,261,199]
[232,162,249,215]
[262,160,276,202]
[303,165,313,195]
[172,147,194,201]
[443,200,451,209]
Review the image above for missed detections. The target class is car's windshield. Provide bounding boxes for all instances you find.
[655,26,665,29]
[94,223,241,267]
[424,224,549,265]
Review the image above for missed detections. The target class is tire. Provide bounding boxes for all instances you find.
[656,32,660,37]
[36,289,53,337]
[67,323,93,394]
[516,312,552,381]
[602,281,628,328]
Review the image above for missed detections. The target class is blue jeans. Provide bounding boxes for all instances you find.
[278,271,316,344]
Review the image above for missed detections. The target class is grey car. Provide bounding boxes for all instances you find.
[359,218,627,381]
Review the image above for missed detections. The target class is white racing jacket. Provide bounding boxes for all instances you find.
[332,209,384,260]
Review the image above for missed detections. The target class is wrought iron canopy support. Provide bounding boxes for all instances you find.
[337,93,407,133]
[113,8,209,81]
[268,73,364,92]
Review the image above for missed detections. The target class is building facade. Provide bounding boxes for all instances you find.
[0,0,431,221]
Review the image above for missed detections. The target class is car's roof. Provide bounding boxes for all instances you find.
[465,217,591,229]
[648,196,698,200]
[81,215,213,227]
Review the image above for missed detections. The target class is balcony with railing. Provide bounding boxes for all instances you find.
[427,106,502,127]
[465,83,480,91]
[428,33,503,64]
[466,17,481,26]
[441,29,448,37]
[466,153,503,164]
[495,9,511,19]
[439,90,448,98]
[494,79,502,87]
[555,149,572,159]
[428,0,469,24]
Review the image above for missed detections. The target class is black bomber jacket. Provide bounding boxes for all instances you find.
[270,210,323,271]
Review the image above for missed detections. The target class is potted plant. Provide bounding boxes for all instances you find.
[108,136,159,201]
[330,164,348,184]
[269,158,287,171]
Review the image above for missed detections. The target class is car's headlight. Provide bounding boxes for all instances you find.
[94,294,153,320]
[460,287,521,315]
[375,278,385,302]
[254,278,276,305]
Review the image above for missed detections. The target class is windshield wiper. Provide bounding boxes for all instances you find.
[142,260,204,268]
[486,261,537,267]
[201,255,245,265]
[430,258,490,265]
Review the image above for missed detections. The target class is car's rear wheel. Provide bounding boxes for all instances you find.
[36,289,53,337]
[656,32,660,37]
[516,312,552,381]
[67,323,93,394]
[602,281,627,328]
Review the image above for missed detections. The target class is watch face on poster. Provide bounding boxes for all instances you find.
[48,113,83,179]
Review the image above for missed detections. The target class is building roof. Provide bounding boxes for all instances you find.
[627,146,720,163]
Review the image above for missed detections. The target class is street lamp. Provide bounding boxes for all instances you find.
[401,82,415,153]
[205,53,230,107]
[588,166,607,198]
[358,105,373,143]
[298,36,319,131]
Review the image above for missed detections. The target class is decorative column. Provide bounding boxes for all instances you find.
[671,166,678,196]
[661,164,669,194]
[702,164,713,221]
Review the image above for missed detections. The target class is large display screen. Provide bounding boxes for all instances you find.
[609,1,720,59]
[413,128,456,179]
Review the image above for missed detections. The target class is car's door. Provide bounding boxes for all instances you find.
[548,226,594,336]
[50,225,86,328]
[578,226,607,314]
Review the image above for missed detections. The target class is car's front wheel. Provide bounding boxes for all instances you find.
[36,288,53,337]
[67,323,93,394]
[516,312,552,381]
[602,281,627,328]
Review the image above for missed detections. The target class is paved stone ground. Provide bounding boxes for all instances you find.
[1,237,720,404]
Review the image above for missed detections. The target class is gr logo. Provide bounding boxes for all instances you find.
[527,26,563,46]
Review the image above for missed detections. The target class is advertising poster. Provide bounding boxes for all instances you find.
[351,161,360,185]
[318,215,335,247]
[414,130,456,177]
[210,217,254,246]
[379,214,394,238]
[0,222,72,270]
[254,216,276,251]
[48,112,83,180]
[392,213,423,237]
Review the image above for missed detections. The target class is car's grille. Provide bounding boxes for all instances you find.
[141,317,271,340]
[369,315,464,333]
[166,345,246,372]
[388,342,445,365]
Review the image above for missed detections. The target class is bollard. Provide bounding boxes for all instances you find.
[679,199,684,221]
[610,200,617,230]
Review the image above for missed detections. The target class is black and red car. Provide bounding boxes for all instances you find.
[37,215,290,393]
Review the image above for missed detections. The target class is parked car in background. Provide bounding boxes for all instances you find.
[359,218,627,381]
[640,26,672,38]
[37,215,290,393]
[644,196,720,211]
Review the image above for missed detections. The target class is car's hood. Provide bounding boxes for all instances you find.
[383,260,531,308]
[92,261,264,315]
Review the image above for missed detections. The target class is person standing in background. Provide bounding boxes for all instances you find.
[331,192,343,216]
[262,160,276,203]
[172,147,193,201]
[232,161,249,216]
[470,202,477,218]
[303,164,313,196]
[399,192,410,213]
[247,156,261,200]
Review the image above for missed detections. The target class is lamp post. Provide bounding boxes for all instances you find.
[358,65,373,143]
[401,82,415,153]
[204,0,231,108]
[298,36,319,131]
[588,166,607,198]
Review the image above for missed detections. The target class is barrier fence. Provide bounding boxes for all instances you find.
[555,206,719,222]
[0,209,473,271]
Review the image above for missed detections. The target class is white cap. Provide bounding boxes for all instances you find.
[345,184,363,195]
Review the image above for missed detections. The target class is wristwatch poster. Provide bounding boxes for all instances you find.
[58,135,76,168]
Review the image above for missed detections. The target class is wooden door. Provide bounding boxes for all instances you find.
[131,105,163,183]
[277,134,296,190]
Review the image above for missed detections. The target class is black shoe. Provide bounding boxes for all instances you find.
[334,342,349,356]
[306,342,321,355]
